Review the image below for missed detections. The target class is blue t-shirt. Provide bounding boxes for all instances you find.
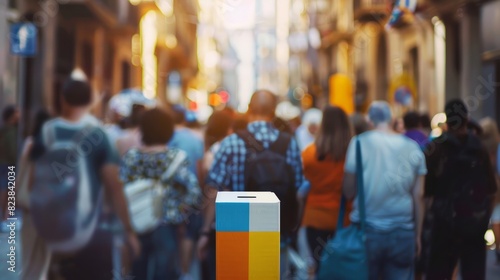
[41,117,120,205]
[168,128,204,176]
[345,130,427,231]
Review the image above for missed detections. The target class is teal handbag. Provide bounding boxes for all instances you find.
[317,138,368,280]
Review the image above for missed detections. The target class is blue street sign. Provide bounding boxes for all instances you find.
[10,23,37,56]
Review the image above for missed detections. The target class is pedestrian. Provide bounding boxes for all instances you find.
[301,106,353,277]
[0,105,19,232]
[479,117,500,263]
[17,109,52,280]
[203,110,234,180]
[120,108,201,280]
[200,109,235,280]
[342,101,427,280]
[349,112,370,135]
[296,108,322,151]
[425,99,497,280]
[115,104,146,156]
[168,104,205,279]
[198,90,305,277]
[31,75,140,280]
[403,111,430,149]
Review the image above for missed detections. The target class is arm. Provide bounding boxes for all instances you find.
[101,164,141,258]
[413,175,425,257]
[287,137,306,230]
[101,164,134,233]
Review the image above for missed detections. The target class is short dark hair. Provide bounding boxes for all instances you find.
[2,105,17,122]
[140,108,174,146]
[205,110,234,148]
[419,113,431,130]
[445,99,468,130]
[61,78,92,106]
[403,111,420,130]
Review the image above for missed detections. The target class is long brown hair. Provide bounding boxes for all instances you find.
[315,106,353,162]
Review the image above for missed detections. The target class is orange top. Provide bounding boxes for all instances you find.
[301,144,350,230]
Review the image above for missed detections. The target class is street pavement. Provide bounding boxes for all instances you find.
[0,230,498,280]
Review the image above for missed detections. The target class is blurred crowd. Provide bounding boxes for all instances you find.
[0,71,499,280]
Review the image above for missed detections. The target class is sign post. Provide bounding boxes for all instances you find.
[10,22,37,157]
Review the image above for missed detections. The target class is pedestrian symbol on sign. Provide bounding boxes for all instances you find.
[10,23,37,56]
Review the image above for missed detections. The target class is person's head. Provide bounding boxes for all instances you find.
[247,89,278,122]
[302,108,322,136]
[61,78,92,111]
[205,110,234,148]
[140,108,174,146]
[315,106,353,161]
[368,101,392,128]
[349,113,370,135]
[445,99,468,132]
[403,111,420,130]
[419,113,431,132]
[2,105,19,125]
[129,104,146,128]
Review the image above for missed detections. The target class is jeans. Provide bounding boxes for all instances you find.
[305,227,335,271]
[426,221,486,280]
[365,227,415,280]
[132,224,179,280]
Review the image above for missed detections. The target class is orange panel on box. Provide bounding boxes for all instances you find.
[216,232,249,280]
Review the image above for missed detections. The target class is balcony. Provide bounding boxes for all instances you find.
[353,0,389,22]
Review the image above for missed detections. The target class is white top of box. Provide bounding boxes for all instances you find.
[216,191,280,203]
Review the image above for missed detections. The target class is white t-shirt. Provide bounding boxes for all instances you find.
[345,130,427,231]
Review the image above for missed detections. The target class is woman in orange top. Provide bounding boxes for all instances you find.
[301,106,353,274]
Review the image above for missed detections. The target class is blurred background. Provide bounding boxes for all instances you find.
[1,0,500,132]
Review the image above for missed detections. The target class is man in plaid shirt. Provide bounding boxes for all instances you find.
[197,90,306,278]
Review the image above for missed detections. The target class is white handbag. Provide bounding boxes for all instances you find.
[124,150,187,234]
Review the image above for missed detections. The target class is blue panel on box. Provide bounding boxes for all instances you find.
[216,202,249,232]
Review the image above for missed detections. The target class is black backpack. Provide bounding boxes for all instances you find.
[237,130,299,236]
[432,133,494,236]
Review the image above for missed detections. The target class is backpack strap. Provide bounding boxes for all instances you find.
[161,150,188,182]
[236,129,264,153]
[270,132,292,156]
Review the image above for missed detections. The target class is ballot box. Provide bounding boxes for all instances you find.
[216,191,280,280]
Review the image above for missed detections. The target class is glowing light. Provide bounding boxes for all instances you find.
[430,128,443,138]
[431,113,447,129]
[141,11,158,98]
[165,34,177,49]
[485,229,495,247]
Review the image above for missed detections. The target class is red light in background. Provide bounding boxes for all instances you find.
[219,91,229,103]
[189,101,198,111]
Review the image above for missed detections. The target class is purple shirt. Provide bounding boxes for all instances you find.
[404,129,429,149]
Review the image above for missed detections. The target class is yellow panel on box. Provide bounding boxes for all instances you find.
[248,231,280,280]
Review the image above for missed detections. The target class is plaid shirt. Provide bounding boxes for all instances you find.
[206,121,305,191]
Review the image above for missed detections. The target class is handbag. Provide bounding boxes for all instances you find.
[317,138,368,280]
[124,149,187,234]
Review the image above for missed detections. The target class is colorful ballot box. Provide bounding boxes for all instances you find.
[216,191,280,280]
